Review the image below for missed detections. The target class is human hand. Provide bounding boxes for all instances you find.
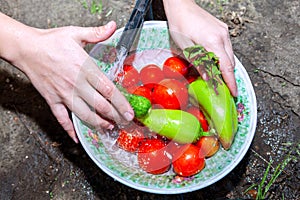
[163,0,238,97]
[1,15,134,143]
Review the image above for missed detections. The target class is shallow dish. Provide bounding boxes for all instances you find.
[72,21,257,194]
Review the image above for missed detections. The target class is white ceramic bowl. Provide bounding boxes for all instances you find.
[72,21,257,194]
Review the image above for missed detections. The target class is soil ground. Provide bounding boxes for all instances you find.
[0,0,299,199]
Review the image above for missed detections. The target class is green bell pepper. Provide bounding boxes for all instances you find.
[184,45,238,150]
[138,109,202,144]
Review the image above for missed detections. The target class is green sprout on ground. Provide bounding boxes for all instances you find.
[79,0,103,15]
[49,191,54,199]
[90,0,102,14]
[245,144,299,199]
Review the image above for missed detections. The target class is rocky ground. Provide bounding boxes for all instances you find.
[0,0,299,199]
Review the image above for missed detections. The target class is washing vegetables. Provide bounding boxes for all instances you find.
[114,45,238,177]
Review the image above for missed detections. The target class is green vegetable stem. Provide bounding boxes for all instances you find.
[138,109,202,144]
[184,45,238,150]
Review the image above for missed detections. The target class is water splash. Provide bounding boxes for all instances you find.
[103,46,129,137]
[106,46,128,82]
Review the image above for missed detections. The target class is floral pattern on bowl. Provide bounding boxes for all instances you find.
[72,21,257,194]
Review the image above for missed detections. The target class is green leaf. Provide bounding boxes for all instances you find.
[183,45,223,95]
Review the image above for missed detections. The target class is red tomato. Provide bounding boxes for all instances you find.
[163,56,189,79]
[166,141,183,158]
[152,79,188,109]
[137,138,171,174]
[126,84,139,94]
[140,64,164,85]
[196,136,220,158]
[185,66,200,84]
[172,144,205,177]
[186,106,209,132]
[132,85,153,102]
[142,82,156,90]
[117,128,145,153]
[116,65,140,88]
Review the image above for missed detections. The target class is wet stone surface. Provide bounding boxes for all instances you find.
[1,0,299,199]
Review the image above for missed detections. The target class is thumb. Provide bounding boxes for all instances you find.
[75,21,117,45]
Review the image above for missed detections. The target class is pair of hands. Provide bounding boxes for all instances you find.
[1,1,237,143]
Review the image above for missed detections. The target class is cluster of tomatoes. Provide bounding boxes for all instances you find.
[115,56,220,177]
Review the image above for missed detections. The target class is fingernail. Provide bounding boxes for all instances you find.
[234,89,238,97]
[72,136,79,144]
[124,111,134,121]
[203,72,209,81]
[231,87,238,97]
[105,21,114,29]
[108,124,114,130]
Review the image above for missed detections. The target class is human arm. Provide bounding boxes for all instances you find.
[162,0,238,97]
[0,12,134,143]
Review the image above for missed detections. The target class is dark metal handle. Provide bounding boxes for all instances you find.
[116,0,153,52]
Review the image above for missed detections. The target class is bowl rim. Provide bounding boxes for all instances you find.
[72,20,257,194]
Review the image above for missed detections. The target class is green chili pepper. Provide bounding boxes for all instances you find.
[184,45,238,150]
[138,109,202,144]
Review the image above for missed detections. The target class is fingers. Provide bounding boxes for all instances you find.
[223,35,235,67]
[51,104,78,143]
[67,58,134,132]
[70,95,116,131]
[198,32,238,97]
[88,73,134,122]
[220,59,238,97]
[222,36,238,97]
[195,64,209,81]
[212,44,238,97]
[84,60,134,122]
[74,21,117,45]
[77,80,127,126]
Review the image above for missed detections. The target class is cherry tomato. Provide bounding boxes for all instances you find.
[126,84,139,94]
[132,85,153,103]
[172,144,205,177]
[166,141,183,158]
[137,138,171,174]
[116,64,140,88]
[163,56,189,79]
[140,64,165,85]
[185,66,200,84]
[141,82,155,90]
[186,106,209,132]
[117,128,145,153]
[196,136,220,158]
[152,79,188,109]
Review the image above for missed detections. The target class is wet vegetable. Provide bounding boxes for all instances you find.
[151,78,189,110]
[117,85,152,118]
[137,138,171,175]
[184,45,238,150]
[117,128,145,153]
[140,64,165,85]
[196,136,220,157]
[172,144,205,177]
[138,109,202,144]
[163,56,189,79]
[116,64,140,88]
[186,106,209,132]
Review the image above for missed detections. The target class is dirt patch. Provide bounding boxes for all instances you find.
[0,0,299,199]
